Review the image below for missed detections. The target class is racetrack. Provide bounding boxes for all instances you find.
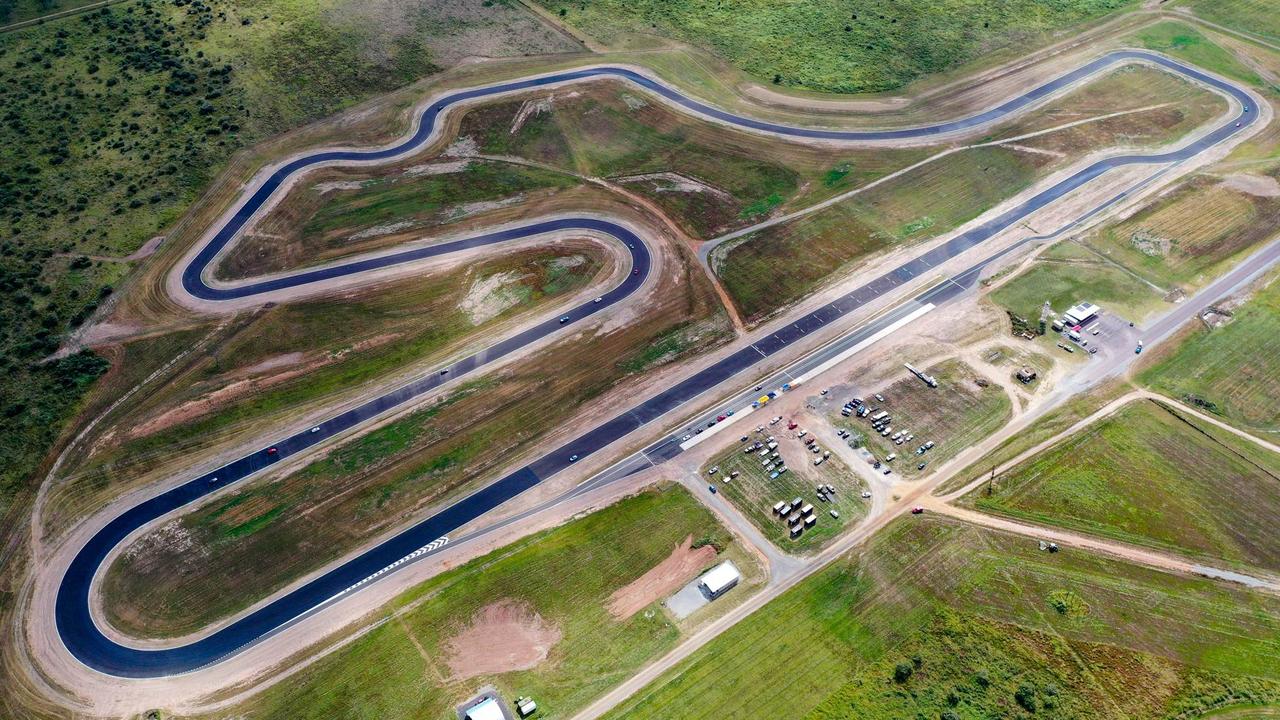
[52,49,1262,678]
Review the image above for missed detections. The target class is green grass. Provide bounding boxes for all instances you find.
[938,379,1130,496]
[229,485,756,720]
[607,516,1280,720]
[1140,274,1280,436]
[718,146,1047,323]
[971,398,1280,572]
[1180,0,1280,43]
[1134,21,1266,87]
[701,433,868,552]
[536,0,1134,94]
[989,246,1165,324]
[850,360,1013,479]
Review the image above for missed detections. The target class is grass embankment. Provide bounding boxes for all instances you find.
[606,516,1280,720]
[219,160,580,278]
[715,62,1226,324]
[0,0,573,584]
[535,0,1133,94]
[971,398,1280,572]
[228,485,758,720]
[989,240,1166,324]
[100,251,731,637]
[702,432,868,553]
[1140,274,1280,436]
[47,248,606,530]
[843,360,1012,479]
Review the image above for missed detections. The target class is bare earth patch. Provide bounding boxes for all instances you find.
[1220,173,1280,198]
[607,534,717,620]
[443,600,562,680]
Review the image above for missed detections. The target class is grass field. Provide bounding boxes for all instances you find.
[936,379,1130,496]
[1081,173,1280,292]
[701,431,868,553]
[1134,21,1266,87]
[227,485,760,720]
[843,360,1013,480]
[534,0,1134,94]
[606,516,1280,720]
[1180,0,1280,43]
[970,398,1280,572]
[1140,273,1280,437]
[717,146,1050,323]
[989,242,1165,324]
[99,250,731,637]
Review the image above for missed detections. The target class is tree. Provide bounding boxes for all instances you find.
[894,662,914,683]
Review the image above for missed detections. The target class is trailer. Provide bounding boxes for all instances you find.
[790,525,803,539]
[773,501,786,515]
[870,410,889,422]
[804,515,817,528]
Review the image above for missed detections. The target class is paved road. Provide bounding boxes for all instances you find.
[55,50,1260,677]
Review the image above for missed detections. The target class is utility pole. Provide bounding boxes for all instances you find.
[986,466,996,496]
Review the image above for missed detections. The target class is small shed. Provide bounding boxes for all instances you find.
[1016,367,1037,384]
[699,561,741,599]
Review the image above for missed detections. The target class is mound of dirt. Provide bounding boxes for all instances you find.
[607,534,717,620]
[443,600,561,680]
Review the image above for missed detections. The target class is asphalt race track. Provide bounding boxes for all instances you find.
[56,50,1258,677]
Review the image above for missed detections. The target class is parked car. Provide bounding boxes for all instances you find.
[911,507,925,514]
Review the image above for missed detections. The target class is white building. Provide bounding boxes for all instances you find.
[698,560,741,599]
[1063,302,1099,327]
[465,697,505,720]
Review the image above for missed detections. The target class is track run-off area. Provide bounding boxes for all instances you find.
[53,49,1262,678]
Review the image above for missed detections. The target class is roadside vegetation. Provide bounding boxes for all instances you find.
[846,360,1012,479]
[225,484,760,720]
[534,0,1134,94]
[702,434,868,553]
[606,516,1280,720]
[970,398,1280,572]
[1140,273,1280,436]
